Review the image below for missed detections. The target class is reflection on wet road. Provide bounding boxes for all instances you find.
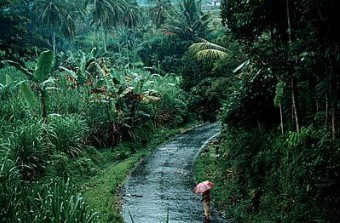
[121,122,228,223]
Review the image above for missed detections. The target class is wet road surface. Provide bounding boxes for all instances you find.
[121,122,229,223]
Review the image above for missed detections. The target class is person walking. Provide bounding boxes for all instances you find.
[193,180,214,222]
[201,189,211,222]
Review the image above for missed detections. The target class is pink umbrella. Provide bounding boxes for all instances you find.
[193,180,214,194]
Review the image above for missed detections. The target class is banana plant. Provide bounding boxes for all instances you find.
[3,50,55,119]
[60,48,102,87]
[91,67,161,142]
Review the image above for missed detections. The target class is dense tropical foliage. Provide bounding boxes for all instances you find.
[1,0,339,222]
[195,0,340,222]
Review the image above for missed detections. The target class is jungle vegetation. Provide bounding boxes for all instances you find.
[0,0,339,222]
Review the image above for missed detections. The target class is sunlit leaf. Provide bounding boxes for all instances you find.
[34,50,54,83]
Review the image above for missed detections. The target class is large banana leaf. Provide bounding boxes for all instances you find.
[34,50,54,83]
[1,60,34,80]
[20,81,38,110]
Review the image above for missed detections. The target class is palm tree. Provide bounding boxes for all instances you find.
[122,0,142,28]
[34,0,83,52]
[85,0,124,51]
[34,0,67,53]
[60,4,86,42]
[149,0,172,28]
[163,0,210,41]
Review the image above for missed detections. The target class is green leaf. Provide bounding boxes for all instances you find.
[21,81,38,110]
[134,78,144,95]
[34,50,54,83]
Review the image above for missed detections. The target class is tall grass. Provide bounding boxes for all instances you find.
[27,179,99,223]
[49,114,90,157]
[8,119,56,180]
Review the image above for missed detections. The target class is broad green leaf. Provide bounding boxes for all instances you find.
[34,50,54,83]
[5,74,12,86]
[21,81,38,110]
[1,60,34,80]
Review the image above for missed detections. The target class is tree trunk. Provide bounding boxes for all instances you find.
[286,0,292,43]
[279,103,284,136]
[291,78,300,133]
[286,0,299,133]
[325,95,329,128]
[52,30,56,54]
[41,90,47,121]
[331,107,336,141]
[103,30,107,52]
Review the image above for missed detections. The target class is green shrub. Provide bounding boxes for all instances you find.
[0,90,31,123]
[73,157,97,178]
[142,73,189,127]
[84,102,113,147]
[208,125,340,223]
[0,158,99,223]
[279,126,340,222]
[46,152,71,179]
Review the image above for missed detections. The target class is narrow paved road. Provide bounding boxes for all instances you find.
[121,122,229,223]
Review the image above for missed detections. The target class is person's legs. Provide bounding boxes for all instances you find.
[203,200,211,220]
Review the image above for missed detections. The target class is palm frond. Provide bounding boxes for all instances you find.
[196,49,227,60]
[190,39,228,60]
[189,39,227,52]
